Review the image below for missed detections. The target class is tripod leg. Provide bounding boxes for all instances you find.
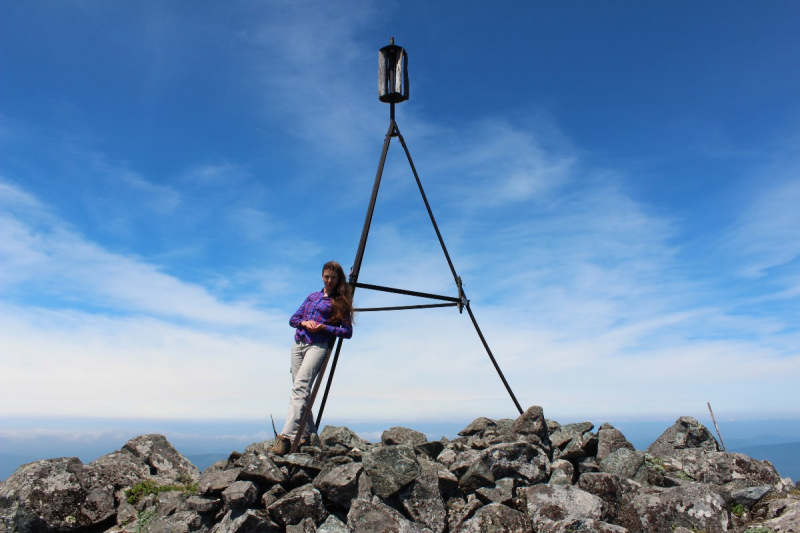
[395,125,459,281]
[305,120,397,437]
[351,120,397,282]
[395,122,524,415]
[466,302,524,415]
[315,337,343,426]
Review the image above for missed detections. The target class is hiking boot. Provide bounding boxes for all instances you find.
[269,435,291,456]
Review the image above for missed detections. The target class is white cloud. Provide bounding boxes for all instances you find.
[180,162,253,185]
[0,303,289,419]
[87,152,182,218]
[417,119,578,207]
[0,177,276,326]
[726,176,800,278]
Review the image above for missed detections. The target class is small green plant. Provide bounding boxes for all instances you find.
[744,527,775,533]
[125,480,198,504]
[133,508,157,533]
[126,480,161,504]
[731,503,745,517]
[645,455,667,475]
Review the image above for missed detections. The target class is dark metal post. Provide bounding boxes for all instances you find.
[466,303,524,414]
[395,122,523,414]
[313,119,397,429]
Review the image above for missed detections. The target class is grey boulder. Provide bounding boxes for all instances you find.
[631,483,729,533]
[0,457,115,532]
[382,427,428,446]
[398,458,447,533]
[222,480,258,509]
[452,502,530,533]
[347,498,428,533]
[313,462,362,510]
[523,484,607,532]
[320,426,370,451]
[362,444,421,498]
[267,483,328,527]
[646,416,719,457]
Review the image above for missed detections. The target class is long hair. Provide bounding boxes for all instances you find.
[323,261,353,326]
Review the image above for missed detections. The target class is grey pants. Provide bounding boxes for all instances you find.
[280,340,329,439]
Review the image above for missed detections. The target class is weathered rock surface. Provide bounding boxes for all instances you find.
[222,480,258,509]
[312,462,362,510]
[1,410,795,533]
[524,484,607,532]
[646,416,720,457]
[475,477,515,505]
[199,467,242,495]
[212,509,279,533]
[752,495,800,532]
[659,449,781,488]
[632,483,729,533]
[266,483,327,527]
[0,457,115,532]
[347,498,425,533]
[382,426,428,446]
[362,444,421,498]
[399,458,447,533]
[319,425,369,451]
[122,434,200,481]
[452,502,530,532]
[512,405,552,452]
[0,434,197,533]
[235,450,287,485]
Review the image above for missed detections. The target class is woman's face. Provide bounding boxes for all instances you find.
[322,269,338,295]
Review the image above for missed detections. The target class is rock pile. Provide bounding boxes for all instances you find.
[1,408,798,532]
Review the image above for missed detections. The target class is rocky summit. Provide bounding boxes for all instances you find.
[1,408,798,533]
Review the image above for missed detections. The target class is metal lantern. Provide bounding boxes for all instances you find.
[378,38,409,104]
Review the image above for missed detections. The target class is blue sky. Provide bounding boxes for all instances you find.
[2,0,800,449]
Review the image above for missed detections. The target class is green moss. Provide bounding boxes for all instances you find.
[125,480,198,504]
[744,527,775,533]
[645,455,669,475]
[731,503,745,517]
[133,508,157,533]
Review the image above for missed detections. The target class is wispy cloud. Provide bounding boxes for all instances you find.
[725,173,800,278]
[90,154,181,216]
[0,177,275,326]
[0,302,289,418]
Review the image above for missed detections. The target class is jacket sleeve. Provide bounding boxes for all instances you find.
[289,296,311,328]
[324,318,352,339]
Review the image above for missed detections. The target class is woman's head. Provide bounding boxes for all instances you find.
[322,261,346,296]
[322,261,353,325]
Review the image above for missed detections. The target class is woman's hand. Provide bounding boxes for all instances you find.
[301,320,326,333]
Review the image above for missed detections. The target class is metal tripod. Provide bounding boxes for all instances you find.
[289,111,524,453]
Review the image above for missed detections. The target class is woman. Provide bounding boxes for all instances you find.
[270,261,354,455]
